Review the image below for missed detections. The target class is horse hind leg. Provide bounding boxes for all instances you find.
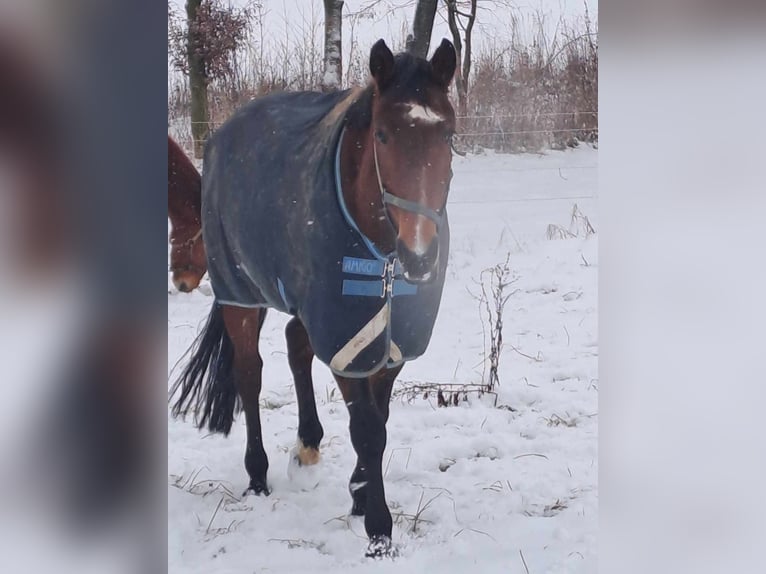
[221,305,270,495]
[285,317,323,466]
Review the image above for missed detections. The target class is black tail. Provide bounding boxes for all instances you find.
[170,302,239,435]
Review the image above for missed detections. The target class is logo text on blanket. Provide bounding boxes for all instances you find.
[341,256,417,298]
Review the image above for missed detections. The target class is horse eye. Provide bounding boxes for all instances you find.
[374,130,388,144]
[444,130,455,144]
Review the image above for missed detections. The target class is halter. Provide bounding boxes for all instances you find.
[170,227,203,248]
[373,141,446,229]
[169,227,203,272]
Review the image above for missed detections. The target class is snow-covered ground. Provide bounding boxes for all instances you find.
[168,145,598,573]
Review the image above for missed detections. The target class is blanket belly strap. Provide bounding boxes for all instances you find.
[341,256,416,299]
[342,279,384,297]
[342,279,418,298]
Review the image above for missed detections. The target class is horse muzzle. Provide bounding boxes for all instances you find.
[397,237,439,284]
[172,268,203,292]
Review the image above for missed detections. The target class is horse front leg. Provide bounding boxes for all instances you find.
[348,365,401,516]
[336,365,401,557]
[222,305,270,495]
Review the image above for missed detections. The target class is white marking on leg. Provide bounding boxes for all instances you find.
[295,438,321,466]
[403,103,444,125]
[350,481,368,492]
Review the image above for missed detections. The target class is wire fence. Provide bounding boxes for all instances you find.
[181,111,598,122]
[180,111,598,127]
[456,112,598,119]
[459,127,598,137]
[449,194,595,206]
[170,110,598,180]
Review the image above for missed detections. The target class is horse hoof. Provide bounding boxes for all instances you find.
[242,482,270,497]
[365,536,397,559]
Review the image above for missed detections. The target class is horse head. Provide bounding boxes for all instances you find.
[169,227,206,292]
[168,136,206,292]
[366,38,456,283]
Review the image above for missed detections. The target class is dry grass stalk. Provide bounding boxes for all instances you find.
[478,254,516,391]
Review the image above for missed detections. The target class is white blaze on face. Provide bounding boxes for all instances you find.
[404,103,444,125]
[404,164,430,256]
[396,103,444,262]
[411,215,431,256]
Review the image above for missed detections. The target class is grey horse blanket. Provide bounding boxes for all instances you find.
[202,89,449,377]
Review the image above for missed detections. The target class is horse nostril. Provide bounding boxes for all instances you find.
[407,268,434,283]
[174,278,191,292]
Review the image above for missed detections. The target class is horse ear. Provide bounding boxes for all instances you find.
[429,38,457,89]
[369,39,394,89]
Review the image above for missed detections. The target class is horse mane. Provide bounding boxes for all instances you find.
[168,136,202,222]
[344,84,374,130]
[344,52,437,131]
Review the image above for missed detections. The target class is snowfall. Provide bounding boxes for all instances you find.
[168,145,598,573]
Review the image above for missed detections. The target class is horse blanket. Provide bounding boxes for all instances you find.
[202,89,449,377]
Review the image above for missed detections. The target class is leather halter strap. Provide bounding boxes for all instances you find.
[170,227,202,247]
[373,141,446,229]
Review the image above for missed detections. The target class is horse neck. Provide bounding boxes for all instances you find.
[168,183,201,230]
[339,126,396,254]
[167,146,202,233]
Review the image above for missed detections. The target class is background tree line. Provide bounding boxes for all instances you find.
[168,0,597,157]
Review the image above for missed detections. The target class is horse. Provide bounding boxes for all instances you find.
[170,38,456,557]
[168,135,206,292]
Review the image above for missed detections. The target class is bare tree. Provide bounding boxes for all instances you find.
[406,0,438,59]
[169,1,253,157]
[322,0,344,91]
[444,0,477,119]
[185,0,207,158]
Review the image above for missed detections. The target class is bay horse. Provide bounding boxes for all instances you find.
[171,39,456,557]
[168,135,206,292]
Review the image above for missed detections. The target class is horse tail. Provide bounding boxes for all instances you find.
[170,302,239,436]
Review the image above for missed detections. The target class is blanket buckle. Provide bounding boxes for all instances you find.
[380,259,397,298]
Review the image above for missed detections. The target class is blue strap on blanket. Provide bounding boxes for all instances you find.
[342,278,418,298]
[392,279,418,296]
[341,257,416,298]
[342,279,383,297]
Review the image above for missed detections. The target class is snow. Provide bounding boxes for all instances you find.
[168,145,598,572]
[323,65,341,89]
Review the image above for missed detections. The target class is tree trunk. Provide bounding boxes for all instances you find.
[444,0,476,121]
[186,0,209,159]
[461,0,477,117]
[445,1,466,119]
[407,0,438,59]
[322,0,344,91]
